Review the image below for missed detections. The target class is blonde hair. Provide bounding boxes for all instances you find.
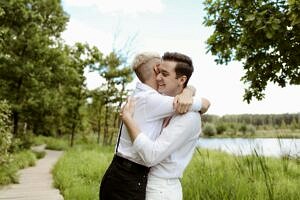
[132,52,160,82]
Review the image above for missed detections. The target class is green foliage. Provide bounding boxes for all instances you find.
[36,136,69,151]
[0,0,134,149]
[216,123,227,134]
[52,144,114,200]
[239,124,247,134]
[0,150,36,185]
[205,113,300,129]
[32,149,46,159]
[246,124,256,135]
[0,0,69,136]
[182,149,300,200]
[203,0,300,102]
[89,51,133,145]
[0,100,12,165]
[52,146,300,200]
[202,123,217,136]
[202,114,299,137]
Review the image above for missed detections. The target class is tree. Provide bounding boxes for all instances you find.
[0,0,69,135]
[88,88,106,143]
[0,100,12,165]
[90,51,133,145]
[61,43,101,146]
[203,0,300,102]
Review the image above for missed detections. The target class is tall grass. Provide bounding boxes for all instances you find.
[0,150,36,185]
[182,148,300,200]
[33,135,70,150]
[53,145,299,200]
[52,144,113,200]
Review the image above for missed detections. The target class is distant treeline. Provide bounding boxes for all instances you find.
[203,113,300,128]
[200,113,300,136]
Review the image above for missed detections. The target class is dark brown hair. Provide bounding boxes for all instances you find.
[162,52,194,88]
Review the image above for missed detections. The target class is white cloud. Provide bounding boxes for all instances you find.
[61,19,113,54]
[64,0,164,15]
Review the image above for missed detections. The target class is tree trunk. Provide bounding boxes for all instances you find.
[97,105,103,144]
[13,111,19,136]
[70,122,76,147]
[13,77,23,136]
[103,105,109,145]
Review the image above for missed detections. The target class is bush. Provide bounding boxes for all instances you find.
[0,100,12,165]
[9,132,35,153]
[246,124,256,135]
[239,124,247,134]
[202,123,217,136]
[216,123,227,135]
[0,150,36,185]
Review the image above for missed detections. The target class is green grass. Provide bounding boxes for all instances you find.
[52,145,300,200]
[33,134,104,151]
[0,150,36,185]
[182,149,300,200]
[52,144,114,200]
[33,135,70,151]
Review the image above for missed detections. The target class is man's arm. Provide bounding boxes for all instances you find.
[145,86,202,120]
[200,97,210,114]
[122,95,210,143]
[121,99,201,166]
[146,85,208,119]
[120,97,140,142]
[173,85,195,114]
[121,97,203,166]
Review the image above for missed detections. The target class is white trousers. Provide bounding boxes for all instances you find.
[146,175,182,200]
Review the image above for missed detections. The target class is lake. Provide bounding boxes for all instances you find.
[198,138,300,157]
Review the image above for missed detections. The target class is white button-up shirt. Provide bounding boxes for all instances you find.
[133,112,201,178]
[117,82,201,165]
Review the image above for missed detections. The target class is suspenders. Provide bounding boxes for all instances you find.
[115,121,123,153]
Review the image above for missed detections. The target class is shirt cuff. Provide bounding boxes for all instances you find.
[190,97,202,112]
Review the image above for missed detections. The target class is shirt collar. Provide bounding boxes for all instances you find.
[136,82,157,92]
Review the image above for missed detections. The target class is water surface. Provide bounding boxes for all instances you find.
[198,138,300,157]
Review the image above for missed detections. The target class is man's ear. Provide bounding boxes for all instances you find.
[178,75,187,86]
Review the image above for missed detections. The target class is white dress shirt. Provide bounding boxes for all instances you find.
[117,82,201,165]
[133,112,201,178]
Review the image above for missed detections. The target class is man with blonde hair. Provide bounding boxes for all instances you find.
[121,52,210,200]
[99,52,209,200]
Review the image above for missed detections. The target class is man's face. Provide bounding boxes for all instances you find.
[156,60,181,97]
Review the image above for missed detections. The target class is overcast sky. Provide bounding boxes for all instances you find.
[61,0,300,116]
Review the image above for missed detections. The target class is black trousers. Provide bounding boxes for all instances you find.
[99,155,150,200]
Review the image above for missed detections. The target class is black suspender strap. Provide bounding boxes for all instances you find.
[115,121,123,153]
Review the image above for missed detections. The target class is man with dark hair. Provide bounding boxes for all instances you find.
[99,52,210,200]
[121,52,209,200]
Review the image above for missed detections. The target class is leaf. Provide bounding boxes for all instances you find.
[272,23,280,30]
[236,0,243,6]
[266,31,272,38]
[245,14,255,21]
[291,17,300,26]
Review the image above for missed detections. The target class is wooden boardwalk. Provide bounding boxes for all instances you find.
[0,148,64,200]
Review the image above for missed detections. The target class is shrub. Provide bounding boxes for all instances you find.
[202,123,217,136]
[0,100,12,165]
[216,123,227,134]
[246,124,256,135]
[239,124,247,134]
